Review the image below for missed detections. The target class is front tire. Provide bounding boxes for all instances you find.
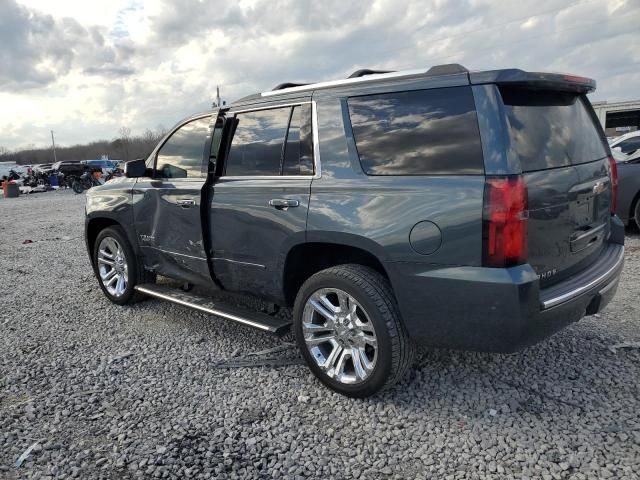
[93,226,155,305]
[293,264,414,398]
[634,199,640,231]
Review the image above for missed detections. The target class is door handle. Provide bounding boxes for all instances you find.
[269,198,300,210]
[176,199,196,208]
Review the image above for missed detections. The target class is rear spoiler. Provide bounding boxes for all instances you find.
[470,69,596,93]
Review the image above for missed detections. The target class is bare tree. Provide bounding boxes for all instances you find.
[119,126,132,161]
[142,129,156,147]
[2,125,176,165]
[155,124,168,138]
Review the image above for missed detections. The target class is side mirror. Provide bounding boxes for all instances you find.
[124,159,147,178]
[612,146,623,153]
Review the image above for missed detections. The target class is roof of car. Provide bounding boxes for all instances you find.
[610,130,640,145]
[230,65,596,107]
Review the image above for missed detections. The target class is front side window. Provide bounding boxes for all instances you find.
[347,87,484,175]
[156,116,210,178]
[224,104,314,176]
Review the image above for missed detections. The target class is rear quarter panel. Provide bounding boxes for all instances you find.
[307,95,484,267]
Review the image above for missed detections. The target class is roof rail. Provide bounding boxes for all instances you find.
[272,82,310,91]
[425,63,469,76]
[261,65,469,97]
[348,69,396,78]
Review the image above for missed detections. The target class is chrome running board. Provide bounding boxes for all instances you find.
[134,284,291,335]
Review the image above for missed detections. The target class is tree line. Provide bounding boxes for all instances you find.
[0,127,167,165]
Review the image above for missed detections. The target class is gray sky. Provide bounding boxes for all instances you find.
[1,0,639,150]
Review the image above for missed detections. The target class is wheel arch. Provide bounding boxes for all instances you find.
[85,216,137,266]
[282,236,391,307]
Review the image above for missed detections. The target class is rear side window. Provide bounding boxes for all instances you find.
[347,87,484,175]
[225,104,314,176]
[283,104,314,175]
[500,88,608,172]
[226,108,290,176]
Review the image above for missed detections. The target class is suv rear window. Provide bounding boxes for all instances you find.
[347,87,484,175]
[500,88,608,172]
[225,105,313,176]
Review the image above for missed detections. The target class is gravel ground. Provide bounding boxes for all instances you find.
[1,190,639,480]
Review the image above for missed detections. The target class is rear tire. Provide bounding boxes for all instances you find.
[72,180,84,194]
[93,226,155,305]
[634,199,640,231]
[293,264,414,398]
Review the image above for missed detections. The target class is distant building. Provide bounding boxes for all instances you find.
[592,99,640,137]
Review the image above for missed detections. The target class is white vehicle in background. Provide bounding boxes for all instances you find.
[610,130,640,155]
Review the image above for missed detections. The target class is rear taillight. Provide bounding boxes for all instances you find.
[608,155,618,214]
[482,176,528,268]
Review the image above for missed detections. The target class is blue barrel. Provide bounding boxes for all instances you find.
[48,174,58,186]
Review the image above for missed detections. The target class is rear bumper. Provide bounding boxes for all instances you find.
[389,241,625,354]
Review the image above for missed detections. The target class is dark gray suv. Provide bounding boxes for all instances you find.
[85,64,625,397]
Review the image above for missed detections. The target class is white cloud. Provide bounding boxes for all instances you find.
[1,0,639,150]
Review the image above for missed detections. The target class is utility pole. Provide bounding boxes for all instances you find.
[51,130,57,163]
[216,86,220,108]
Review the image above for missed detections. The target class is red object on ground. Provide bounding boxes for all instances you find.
[3,180,20,198]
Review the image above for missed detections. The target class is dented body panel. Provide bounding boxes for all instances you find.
[84,66,625,353]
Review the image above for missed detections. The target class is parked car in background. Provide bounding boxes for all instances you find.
[85,66,624,397]
[614,149,640,229]
[34,163,54,175]
[81,159,118,173]
[610,130,640,155]
[0,161,20,178]
[52,160,85,177]
[12,164,31,175]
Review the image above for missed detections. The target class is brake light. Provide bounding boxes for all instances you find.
[482,176,528,268]
[562,74,590,84]
[608,155,618,214]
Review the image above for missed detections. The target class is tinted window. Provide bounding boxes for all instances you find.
[226,108,290,176]
[156,116,210,178]
[283,104,314,176]
[347,87,483,175]
[500,88,608,172]
[618,137,640,154]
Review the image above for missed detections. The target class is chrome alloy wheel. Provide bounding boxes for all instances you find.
[302,288,378,384]
[97,237,128,297]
